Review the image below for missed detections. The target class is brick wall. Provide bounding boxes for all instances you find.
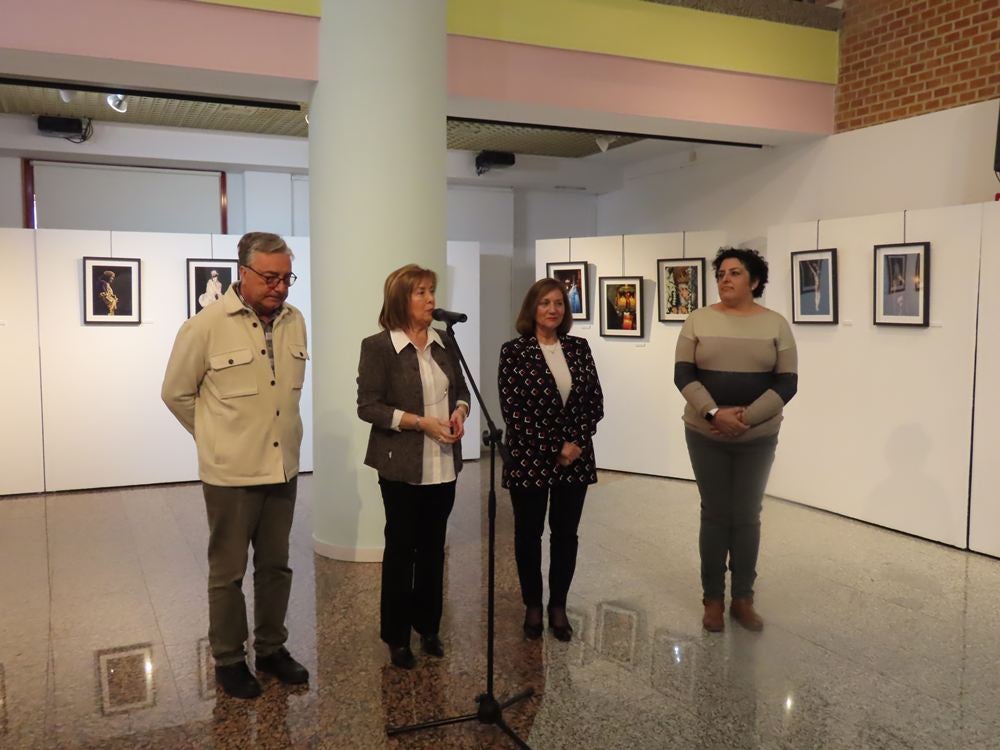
[836,0,1000,132]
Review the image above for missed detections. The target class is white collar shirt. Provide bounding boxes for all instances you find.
[389,328,456,486]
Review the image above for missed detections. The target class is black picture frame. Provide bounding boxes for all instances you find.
[790,248,838,324]
[873,242,930,327]
[656,258,706,322]
[599,276,644,337]
[82,257,141,325]
[546,260,590,321]
[187,258,238,318]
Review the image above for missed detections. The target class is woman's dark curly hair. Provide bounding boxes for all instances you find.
[712,247,768,298]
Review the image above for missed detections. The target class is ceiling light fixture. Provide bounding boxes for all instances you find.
[58,89,76,104]
[106,93,128,113]
[595,135,617,153]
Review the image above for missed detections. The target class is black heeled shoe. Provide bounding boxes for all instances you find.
[547,605,573,643]
[523,606,543,640]
[389,644,415,670]
[420,634,445,658]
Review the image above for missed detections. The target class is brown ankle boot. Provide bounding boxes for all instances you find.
[702,598,724,632]
[729,597,764,631]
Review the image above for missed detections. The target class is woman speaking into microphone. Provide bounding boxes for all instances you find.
[357,264,471,669]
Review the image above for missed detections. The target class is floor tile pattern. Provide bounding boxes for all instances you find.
[2,465,999,749]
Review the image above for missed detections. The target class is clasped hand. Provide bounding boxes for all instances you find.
[709,407,749,438]
[556,441,582,467]
[419,408,466,444]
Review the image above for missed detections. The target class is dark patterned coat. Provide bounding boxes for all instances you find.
[498,335,604,489]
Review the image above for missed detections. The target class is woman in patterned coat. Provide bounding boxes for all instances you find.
[499,278,604,642]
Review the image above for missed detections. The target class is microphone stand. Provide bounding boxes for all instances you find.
[386,321,534,749]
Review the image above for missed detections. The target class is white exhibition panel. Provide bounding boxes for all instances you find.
[36,230,206,491]
[618,232,684,476]
[0,229,45,494]
[767,205,981,548]
[445,241,482,459]
[970,202,1000,556]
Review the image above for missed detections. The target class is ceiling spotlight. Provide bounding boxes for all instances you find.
[106,93,128,113]
[58,89,76,104]
[304,113,310,125]
[595,135,617,153]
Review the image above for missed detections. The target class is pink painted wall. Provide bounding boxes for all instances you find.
[448,36,835,136]
[0,0,318,81]
[0,1,832,135]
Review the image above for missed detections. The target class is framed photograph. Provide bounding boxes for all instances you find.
[599,276,644,337]
[95,643,156,715]
[83,257,141,325]
[874,242,930,326]
[187,259,238,318]
[596,602,639,668]
[790,248,838,324]
[546,261,589,321]
[657,258,706,322]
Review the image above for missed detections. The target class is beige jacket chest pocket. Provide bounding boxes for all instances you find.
[288,344,309,389]
[208,348,258,398]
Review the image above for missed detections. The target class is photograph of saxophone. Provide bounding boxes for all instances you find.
[83,257,142,325]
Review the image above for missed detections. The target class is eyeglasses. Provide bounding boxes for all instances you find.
[242,265,297,287]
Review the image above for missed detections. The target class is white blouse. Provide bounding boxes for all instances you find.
[389,328,460,486]
[539,339,572,405]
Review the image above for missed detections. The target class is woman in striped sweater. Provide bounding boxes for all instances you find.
[674,247,797,633]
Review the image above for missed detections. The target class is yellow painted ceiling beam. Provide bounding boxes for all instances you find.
[190,0,838,84]
[190,0,320,17]
[449,0,838,84]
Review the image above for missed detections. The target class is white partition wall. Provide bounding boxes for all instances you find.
[36,230,205,491]
[0,229,45,494]
[445,242,482,459]
[767,206,980,547]
[970,202,1000,556]
[538,207,997,550]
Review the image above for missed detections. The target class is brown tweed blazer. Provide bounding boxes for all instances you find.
[357,329,470,484]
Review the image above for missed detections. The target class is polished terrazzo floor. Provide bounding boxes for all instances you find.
[3,464,1000,749]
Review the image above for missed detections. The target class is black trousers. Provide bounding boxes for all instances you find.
[378,478,456,647]
[509,484,588,609]
[685,429,778,600]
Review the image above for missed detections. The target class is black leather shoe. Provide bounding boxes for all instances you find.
[523,606,543,640]
[389,645,416,670]
[548,606,573,643]
[255,647,309,685]
[215,662,261,699]
[420,634,445,658]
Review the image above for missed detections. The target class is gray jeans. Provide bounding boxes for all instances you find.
[203,477,297,665]
[685,429,777,600]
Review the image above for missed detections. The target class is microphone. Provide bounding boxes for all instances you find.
[432,308,468,324]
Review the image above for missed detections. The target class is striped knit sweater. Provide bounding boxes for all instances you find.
[674,306,797,441]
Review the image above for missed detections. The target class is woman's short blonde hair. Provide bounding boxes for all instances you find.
[379,264,437,330]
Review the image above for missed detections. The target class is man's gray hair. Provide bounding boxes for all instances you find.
[237,232,294,267]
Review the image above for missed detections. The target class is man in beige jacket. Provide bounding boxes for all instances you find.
[162,232,309,699]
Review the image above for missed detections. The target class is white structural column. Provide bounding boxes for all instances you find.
[310,0,447,560]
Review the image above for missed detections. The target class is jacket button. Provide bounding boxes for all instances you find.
[271,380,276,386]
[273,441,279,447]
[228,359,234,365]
[253,322,258,328]
[261,349,266,355]
[276,410,280,416]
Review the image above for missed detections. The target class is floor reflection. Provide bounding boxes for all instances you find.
[3,467,1000,748]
